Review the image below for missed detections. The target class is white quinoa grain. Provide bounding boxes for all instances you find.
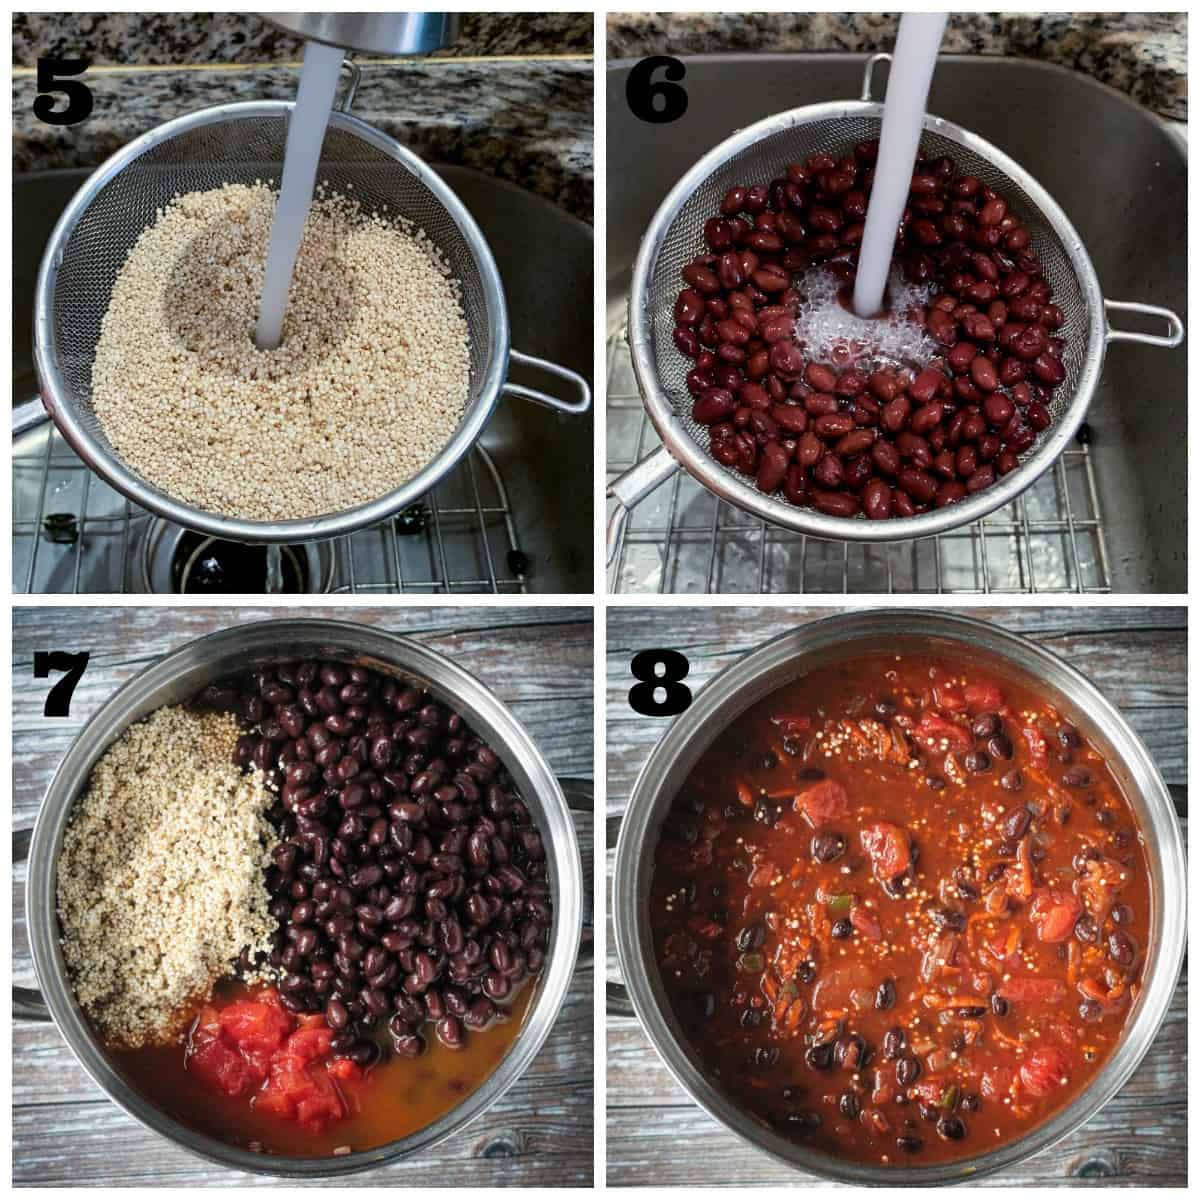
[90,182,471,521]
[56,706,277,1046]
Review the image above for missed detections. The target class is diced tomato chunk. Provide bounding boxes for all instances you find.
[933,684,966,712]
[1019,1045,1071,1098]
[794,778,848,827]
[287,1025,335,1064]
[1021,726,1048,769]
[188,1034,259,1097]
[964,681,1005,713]
[913,712,972,754]
[185,987,363,1136]
[860,821,911,881]
[849,905,882,941]
[1030,889,1083,943]
[981,1064,1015,1101]
[996,976,1068,1006]
[219,998,292,1055]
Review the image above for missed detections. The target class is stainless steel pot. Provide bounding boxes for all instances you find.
[20,619,584,1178]
[611,610,1184,1184]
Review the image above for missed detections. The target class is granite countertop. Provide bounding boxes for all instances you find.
[13,58,592,221]
[607,12,1186,121]
[13,11,593,65]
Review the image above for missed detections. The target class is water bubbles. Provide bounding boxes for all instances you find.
[792,266,936,372]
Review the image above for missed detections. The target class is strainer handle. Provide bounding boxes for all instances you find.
[1104,300,1185,349]
[503,349,592,415]
[861,52,892,101]
[605,444,680,566]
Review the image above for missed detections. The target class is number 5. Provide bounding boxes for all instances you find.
[34,57,94,127]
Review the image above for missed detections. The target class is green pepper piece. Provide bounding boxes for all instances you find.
[827,893,853,917]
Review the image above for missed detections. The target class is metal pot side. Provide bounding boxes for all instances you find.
[27,619,582,1178]
[613,610,1184,1185]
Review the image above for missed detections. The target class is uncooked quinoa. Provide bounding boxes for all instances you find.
[56,706,277,1046]
[90,182,471,521]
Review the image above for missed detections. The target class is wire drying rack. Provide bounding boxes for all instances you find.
[14,415,529,594]
[607,328,1112,595]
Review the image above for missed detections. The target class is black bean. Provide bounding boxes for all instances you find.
[964,750,991,773]
[988,732,1014,760]
[999,768,1024,792]
[838,1090,861,1119]
[971,712,1001,738]
[896,1056,921,1086]
[1002,806,1032,840]
[896,1135,923,1154]
[990,993,1009,1016]
[882,1027,907,1060]
[876,978,897,1011]
[1107,929,1136,967]
[805,1042,835,1071]
[1062,766,1093,788]
[831,918,852,940]
[937,1116,966,1141]
[811,832,846,863]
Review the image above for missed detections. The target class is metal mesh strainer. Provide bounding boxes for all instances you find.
[35,89,590,544]
[609,55,1183,559]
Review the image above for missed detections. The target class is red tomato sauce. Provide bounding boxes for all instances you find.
[650,651,1151,1165]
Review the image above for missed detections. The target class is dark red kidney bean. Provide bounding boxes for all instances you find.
[895,432,932,468]
[871,440,901,477]
[955,444,978,478]
[893,489,917,518]
[836,429,875,456]
[910,402,944,435]
[796,432,822,468]
[1041,304,1065,330]
[716,251,745,290]
[960,411,987,442]
[692,388,735,425]
[932,450,955,479]
[1033,352,1066,384]
[811,489,860,517]
[769,341,805,376]
[970,356,999,392]
[962,313,995,343]
[771,404,808,434]
[966,464,997,493]
[1027,402,1052,431]
[1011,324,1049,361]
[721,186,747,214]
[834,369,868,398]
[908,368,943,404]
[682,263,720,294]
[983,394,1015,428]
[862,479,893,520]
[805,363,837,392]
[898,467,938,503]
[814,412,855,439]
[753,441,792,492]
[804,392,838,416]
[812,454,844,489]
[869,370,898,402]
[880,395,911,433]
[753,265,789,293]
[935,479,966,507]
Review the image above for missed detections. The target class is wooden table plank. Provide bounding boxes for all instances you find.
[605,606,1186,1186]
[13,606,594,1186]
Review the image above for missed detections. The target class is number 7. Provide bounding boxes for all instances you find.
[35,651,91,717]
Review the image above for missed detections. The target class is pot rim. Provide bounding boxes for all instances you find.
[27,618,581,1178]
[613,609,1184,1185]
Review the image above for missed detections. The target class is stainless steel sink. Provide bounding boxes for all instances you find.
[607,55,1186,594]
[14,165,593,594]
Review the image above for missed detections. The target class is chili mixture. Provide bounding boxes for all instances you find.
[650,651,1150,1165]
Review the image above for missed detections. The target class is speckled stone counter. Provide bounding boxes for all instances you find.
[14,12,593,65]
[13,59,593,221]
[607,12,1186,121]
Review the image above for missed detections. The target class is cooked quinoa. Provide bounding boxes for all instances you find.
[90,182,471,521]
[56,706,277,1046]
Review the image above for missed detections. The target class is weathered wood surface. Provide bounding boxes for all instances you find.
[13,606,594,1186]
[606,606,1186,1187]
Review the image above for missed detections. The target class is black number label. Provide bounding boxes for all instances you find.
[34,57,93,126]
[628,649,691,717]
[626,55,688,124]
[35,651,91,717]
